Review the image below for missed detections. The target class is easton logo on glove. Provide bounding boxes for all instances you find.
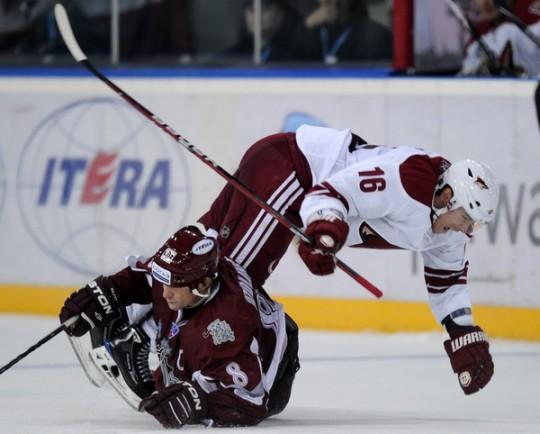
[182,381,204,411]
[89,279,116,315]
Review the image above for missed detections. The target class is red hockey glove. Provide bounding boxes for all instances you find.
[59,276,121,337]
[298,218,349,276]
[444,325,494,395]
[140,381,207,429]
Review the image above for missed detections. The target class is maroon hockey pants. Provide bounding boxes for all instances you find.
[198,133,312,287]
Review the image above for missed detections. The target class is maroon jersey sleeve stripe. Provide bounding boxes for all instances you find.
[424,262,468,293]
[424,262,469,277]
[427,278,468,293]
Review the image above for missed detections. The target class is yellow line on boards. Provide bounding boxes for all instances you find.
[275,296,540,341]
[1,285,539,341]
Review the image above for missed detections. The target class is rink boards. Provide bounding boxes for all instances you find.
[0,73,538,339]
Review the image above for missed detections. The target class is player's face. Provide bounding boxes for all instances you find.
[432,207,475,235]
[161,284,201,310]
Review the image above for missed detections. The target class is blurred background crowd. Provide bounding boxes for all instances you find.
[0,0,538,76]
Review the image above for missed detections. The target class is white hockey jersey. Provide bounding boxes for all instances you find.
[296,125,473,325]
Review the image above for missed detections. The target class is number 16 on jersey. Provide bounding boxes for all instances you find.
[358,167,386,192]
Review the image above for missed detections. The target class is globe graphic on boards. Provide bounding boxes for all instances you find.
[16,98,191,276]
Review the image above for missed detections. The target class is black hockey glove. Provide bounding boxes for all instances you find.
[59,275,121,337]
[139,381,207,429]
[444,324,494,395]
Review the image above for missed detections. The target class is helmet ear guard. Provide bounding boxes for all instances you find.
[435,159,499,225]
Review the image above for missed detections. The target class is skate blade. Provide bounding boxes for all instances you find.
[68,335,107,387]
[88,346,143,411]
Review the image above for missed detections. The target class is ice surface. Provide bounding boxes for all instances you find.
[1,315,539,434]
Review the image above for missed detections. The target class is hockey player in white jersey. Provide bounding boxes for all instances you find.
[199,124,499,396]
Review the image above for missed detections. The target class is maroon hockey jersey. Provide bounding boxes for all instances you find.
[110,257,288,427]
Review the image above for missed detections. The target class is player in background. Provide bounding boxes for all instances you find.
[59,226,300,428]
[460,0,540,76]
[469,0,540,35]
[199,124,500,396]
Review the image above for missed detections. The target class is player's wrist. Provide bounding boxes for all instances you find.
[441,308,474,335]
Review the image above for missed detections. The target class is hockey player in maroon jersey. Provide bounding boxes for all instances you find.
[198,124,499,395]
[59,226,299,428]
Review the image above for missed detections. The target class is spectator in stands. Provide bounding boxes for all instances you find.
[291,0,392,64]
[223,0,304,63]
[0,0,51,57]
[131,0,192,62]
[67,0,192,61]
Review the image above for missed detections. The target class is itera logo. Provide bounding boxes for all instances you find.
[16,98,191,275]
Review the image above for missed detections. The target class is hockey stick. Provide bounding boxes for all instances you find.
[494,3,540,49]
[53,4,382,298]
[0,316,78,376]
[445,0,501,74]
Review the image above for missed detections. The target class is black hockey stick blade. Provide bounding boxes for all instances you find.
[0,316,78,376]
[53,3,383,298]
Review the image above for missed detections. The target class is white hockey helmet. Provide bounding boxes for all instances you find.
[436,159,499,224]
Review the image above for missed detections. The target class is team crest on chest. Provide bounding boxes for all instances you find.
[203,319,235,345]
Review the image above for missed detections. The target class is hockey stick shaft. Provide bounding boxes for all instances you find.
[0,316,78,375]
[53,4,382,298]
[446,0,499,68]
